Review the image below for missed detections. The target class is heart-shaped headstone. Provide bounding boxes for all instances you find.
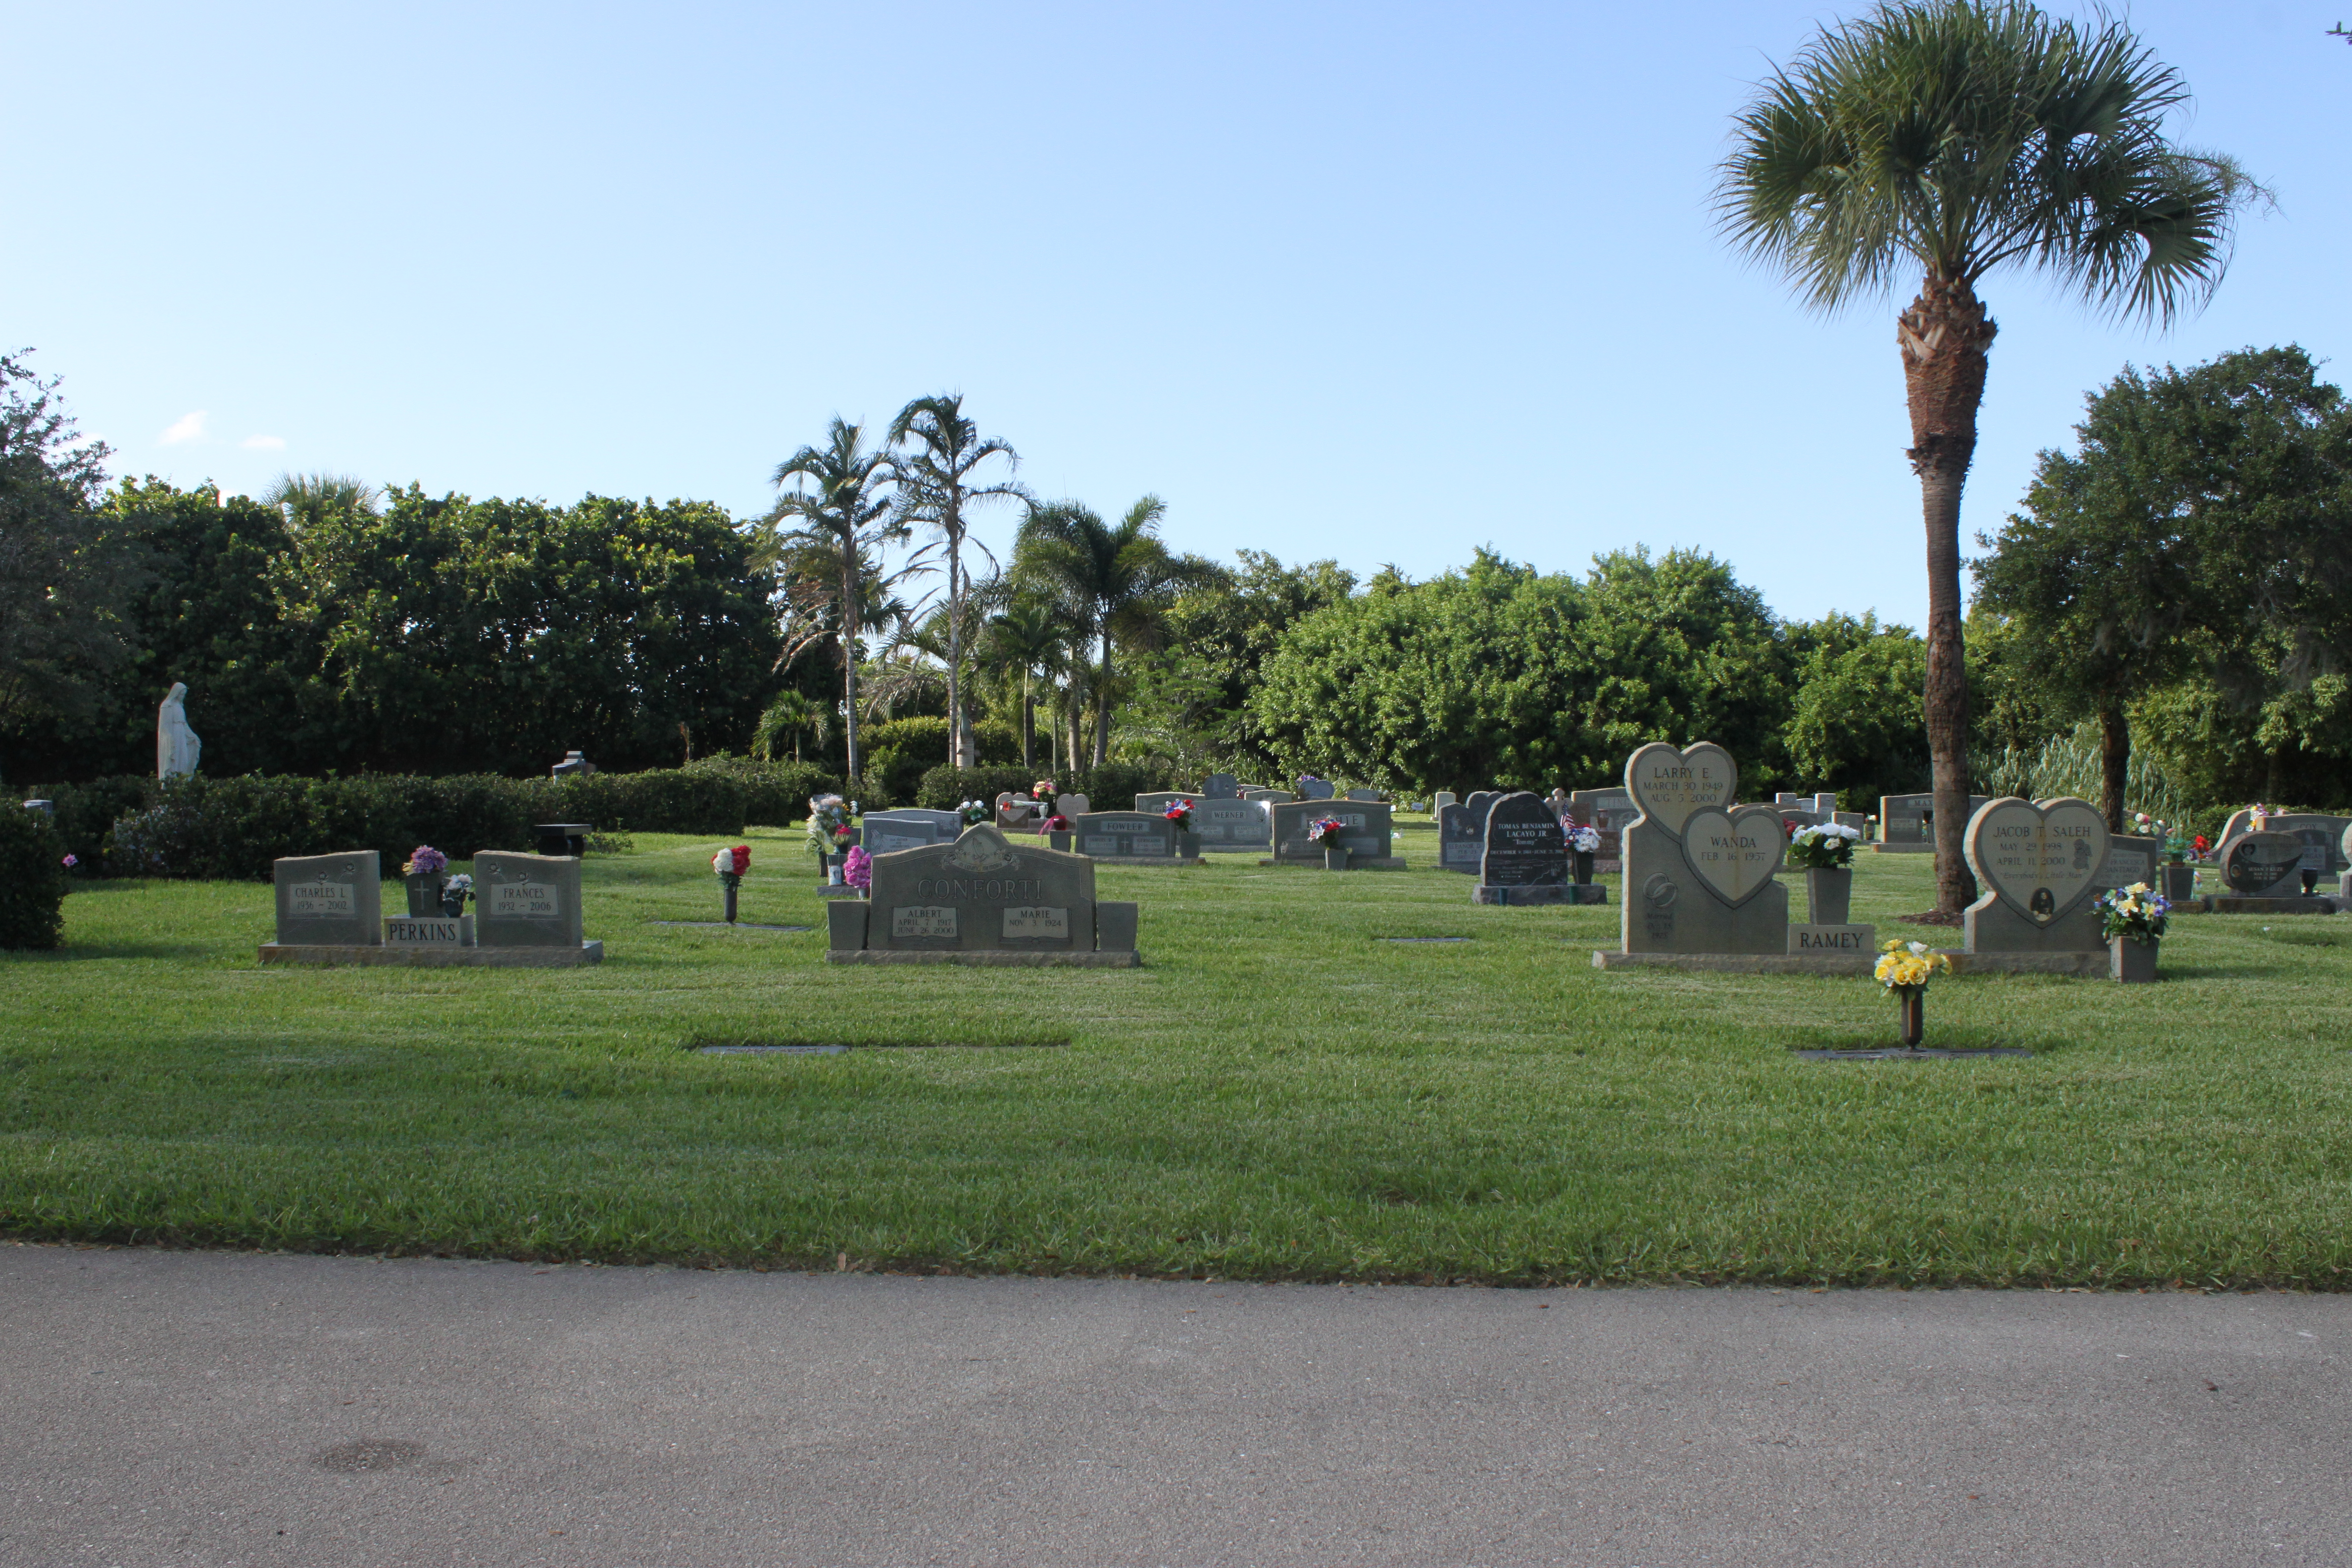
[1677,805,1784,907]
[2223,831,2304,893]
[1964,796,2108,926]
[1624,741,1738,838]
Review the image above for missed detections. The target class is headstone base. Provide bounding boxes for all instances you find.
[1866,843,1937,854]
[817,884,863,899]
[1592,948,2108,978]
[1472,884,1568,905]
[259,940,603,968]
[1568,883,1608,905]
[1084,855,1202,867]
[2190,895,2338,916]
[1962,897,2104,955]
[825,949,1142,968]
[1258,856,1408,870]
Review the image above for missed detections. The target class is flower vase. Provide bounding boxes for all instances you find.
[1323,843,1349,872]
[1897,987,1925,1048]
[2160,864,2196,905]
[722,883,739,925]
[1573,849,1595,884]
[1806,867,1852,926]
[827,858,844,886]
[2110,936,2158,984]
[1049,831,1072,852]
[1178,831,1200,860]
[404,873,445,918]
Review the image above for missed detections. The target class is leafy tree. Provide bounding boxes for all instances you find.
[765,419,906,786]
[1718,0,2259,909]
[1012,496,1207,766]
[0,352,144,778]
[1781,613,1930,808]
[1981,346,2352,815]
[978,596,1073,771]
[1127,550,1351,776]
[888,395,1026,769]
[1249,549,1793,793]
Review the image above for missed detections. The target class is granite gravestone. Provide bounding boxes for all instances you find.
[474,851,586,949]
[2096,835,2162,893]
[1618,742,1787,954]
[2210,817,2350,896]
[1203,774,1239,800]
[861,810,964,857]
[272,852,383,947]
[1242,788,1294,803]
[1188,797,1271,852]
[1431,791,1458,815]
[2222,832,2306,896]
[1053,793,1091,819]
[1343,788,1384,802]
[1438,798,1492,874]
[830,824,1136,962]
[1073,810,1182,861]
[1474,791,1569,905]
[1566,787,1638,871]
[1270,800,1398,867]
[1961,797,2109,953]
[1135,792,1203,818]
[1296,779,1336,801]
[1879,791,1992,847]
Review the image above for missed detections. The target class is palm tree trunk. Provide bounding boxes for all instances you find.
[840,544,862,792]
[1021,672,1035,770]
[1093,639,1113,768]
[1900,275,1996,915]
[945,518,965,769]
[2100,700,2129,831]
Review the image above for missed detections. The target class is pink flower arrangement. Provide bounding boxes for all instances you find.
[403,845,448,877]
[843,846,872,891]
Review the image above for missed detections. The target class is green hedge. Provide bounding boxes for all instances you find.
[0,804,73,949]
[913,761,1178,814]
[93,759,845,882]
[25,776,155,874]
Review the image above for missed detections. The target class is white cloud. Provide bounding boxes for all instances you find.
[160,410,207,444]
[242,434,286,450]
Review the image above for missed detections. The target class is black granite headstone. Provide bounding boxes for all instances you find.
[1476,792,1568,902]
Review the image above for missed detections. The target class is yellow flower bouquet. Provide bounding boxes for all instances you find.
[1873,938,1952,1048]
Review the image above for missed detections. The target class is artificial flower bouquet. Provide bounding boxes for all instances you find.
[843,846,872,892]
[1566,823,1603,854]
[440,873,473,916]
[1306,816,1348,845]
[805,794,855,857]
[2096,881,2168,945]
[1161,800,1193,831]
[1873,939,1952,993]
[1786,822,1861,870]
[2164,828,2195,864]
[958,798,991,827]
[402,845,448,878]
[712,844,750,889]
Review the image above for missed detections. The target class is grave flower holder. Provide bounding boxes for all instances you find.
[403,872,446,918]
[1872,941,1950,1049]
[1806,868,1852,926]
[2094,883,2167,983]
[1323,843,1349,872]
[2109,934,2159,983]
[1895,986,1925,1047]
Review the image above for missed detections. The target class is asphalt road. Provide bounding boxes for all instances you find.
[3,1244,2347,1567]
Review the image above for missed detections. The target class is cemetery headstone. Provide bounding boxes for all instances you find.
[1135,791,1203,817]
[861,810,964,857]
[1072,810,1183,862]
[272,852,383,947]
[2222,832,2306,896]
[550,749,594,780]
[1270,799,1399,867]
[1960,797,2108,953]
[2096,835,2162,892]
[1878,791,1991,847]
[1297,778,1336,801]
[474,851,587,949]
[1242,788,1294,803]
[2213,814,2350,894]
[1432,791,1457,816]
[1438,798,1492,874]
[1618,741,1788,954]
[1566,787,1639,871]
[1474,791,1570,905]
[1188,797,1272,852]
[1342,788,1384,802]
[829,823,1136,964]
[385,913,473,947]
[1053,793,1091,819]
[1203,774,1239,799]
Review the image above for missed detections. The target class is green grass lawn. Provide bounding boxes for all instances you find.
[4,819,2349,1288]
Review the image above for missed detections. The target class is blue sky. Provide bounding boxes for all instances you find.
[5,1,2345,630]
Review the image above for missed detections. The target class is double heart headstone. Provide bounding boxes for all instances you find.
[1961,797,2108,953]
[1616,742,1787,955]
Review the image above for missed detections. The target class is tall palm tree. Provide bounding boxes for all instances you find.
[1012,495,1206,767]
[264,472,379,529]
[889,394,1028,769]
[754,689,829,762]
[766,419,903,787]
[980,597,1073,771]
[1717,0,2258,914]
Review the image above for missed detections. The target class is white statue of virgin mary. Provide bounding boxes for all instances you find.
[156,683,201,779]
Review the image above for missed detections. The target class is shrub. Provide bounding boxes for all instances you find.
[916,765,1037,812]
[0,804,73,948]
[682,756,840,826]
[25,776,155,875]
[912,761,1179,813]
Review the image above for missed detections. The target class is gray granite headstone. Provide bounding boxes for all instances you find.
[1476,791,1568,902]
[1567,787,1639,870]
[1295,779,1336,801]
[1189,797,1271,851]
[1342,788,1384,802]
[2095,835,2162,892]
[1242,788,1294,804]
[863,824,1094,953]
[272,852,383,947]
[861,810,962,856]
[1438,799,1492,874]
[1271,799,1393,863]
[1960,797,2108,953]
[1203,774,1239,800]
[1073,810,1179,860]
[1618,742,1786,954]
[1134,792,1203,818]
[474,851,586,948]
[1880,791,1992,845]
[1431,791,1457,815]
[2222,832,2306,895]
